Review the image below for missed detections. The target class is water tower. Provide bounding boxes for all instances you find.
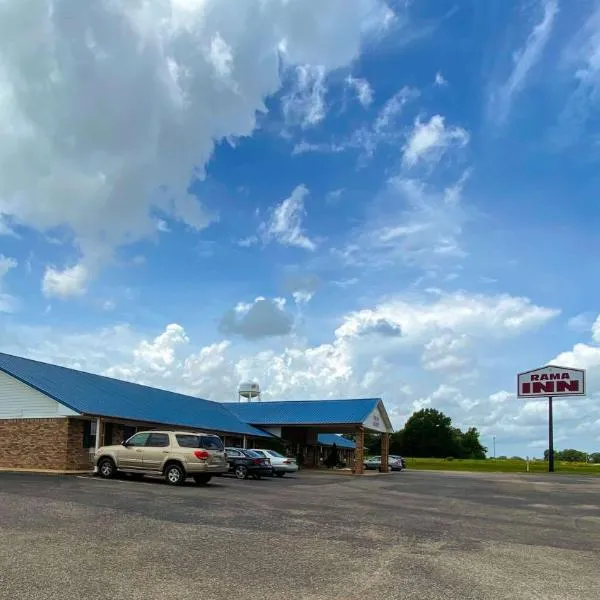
[238,381,261,403]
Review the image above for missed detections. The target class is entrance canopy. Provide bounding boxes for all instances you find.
[223,398,393,435]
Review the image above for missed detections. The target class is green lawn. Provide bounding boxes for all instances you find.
[402,457,600,475]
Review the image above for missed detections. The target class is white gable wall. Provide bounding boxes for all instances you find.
[0,370,79,419]
[363,402,393,433]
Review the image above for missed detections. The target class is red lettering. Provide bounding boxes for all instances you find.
[533,382,554,394]
[549,373,561,380]
[556,380,579,393]
[540,374,549,381]
[531,374,539,381]
[521,383,531,394]
[561,373,570,380]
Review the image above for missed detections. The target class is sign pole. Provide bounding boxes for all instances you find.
[548,396,554,473]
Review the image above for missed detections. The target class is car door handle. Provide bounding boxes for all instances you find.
[162,450,169,454]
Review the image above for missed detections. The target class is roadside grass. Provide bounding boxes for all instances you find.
[402,457,600,475]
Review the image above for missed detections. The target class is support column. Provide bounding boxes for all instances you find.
[380,432,390,473]
[353,426,365,475]
[94,417,103,453]
[242,435,247,449]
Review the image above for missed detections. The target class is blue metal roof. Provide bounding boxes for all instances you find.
[223,398,380,426]
[317,434,356,449]
[0,353,270,438]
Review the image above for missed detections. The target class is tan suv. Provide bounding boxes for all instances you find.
[94,430,228,485]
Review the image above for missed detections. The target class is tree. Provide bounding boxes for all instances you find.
[460,427,487,459]
[325,443,339,468]
[401,409,458,458]
[590,452,600,464]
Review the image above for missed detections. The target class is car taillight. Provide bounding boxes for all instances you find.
[194,450,209,460]
[253,458,262,465]
[283,460,291,464]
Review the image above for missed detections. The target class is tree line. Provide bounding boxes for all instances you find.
[357,408,488,459]
[543,449,600,463]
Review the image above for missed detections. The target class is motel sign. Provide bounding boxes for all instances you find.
[517,365,586,398]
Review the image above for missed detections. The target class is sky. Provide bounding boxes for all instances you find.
[1,0,599,458]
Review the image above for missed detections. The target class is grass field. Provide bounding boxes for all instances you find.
[403,457,600,475]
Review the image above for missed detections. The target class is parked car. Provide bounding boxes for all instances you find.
[94,430,228,485]
[364,455,405,471]
[252,449,298,477]
[224,447,273,479]
[364,456,381,470]
[389,455,406,471]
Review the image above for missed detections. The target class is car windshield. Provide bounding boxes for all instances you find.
[266,450,286,458]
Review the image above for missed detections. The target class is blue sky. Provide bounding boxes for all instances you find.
[1,0,600,457]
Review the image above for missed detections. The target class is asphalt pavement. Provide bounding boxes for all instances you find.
[0,470,599,600]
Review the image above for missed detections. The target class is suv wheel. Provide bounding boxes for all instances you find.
[234,465,248,479]
[193,474,212,485]
[165,463,185,485]
[98,458,116,479]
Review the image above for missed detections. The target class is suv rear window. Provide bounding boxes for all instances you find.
[176,434,224,450]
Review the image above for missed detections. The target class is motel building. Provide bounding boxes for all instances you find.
[0,353,393,475]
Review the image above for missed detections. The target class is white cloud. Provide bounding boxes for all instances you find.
[346,75,374,107]
[489,0,558,124]
[219,297,294,340]
[0,255,18,313]
[402,115,469,167]
[102,299,116,311]
[336,173,470,270]
[282,65,327,127]
[434,72,448,86]
[263,184,316,251]
[0,0,391,289]
[42,263,89,299]
[156,219,171,233]
[292,85,419,157]
[557,4,600,145]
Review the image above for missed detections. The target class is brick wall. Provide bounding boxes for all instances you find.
[0,418,69,470]
[66,419,93,470]
[353,427,365,474]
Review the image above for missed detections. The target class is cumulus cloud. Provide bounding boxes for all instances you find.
[489,0,558,125]
[219,297,294,340]
[434,72,448,87]
[283,273,321,305]
[402,115,469,167]
[0,0,391,291]
[42,264,89,299]
[0,255,18,312]
[263,184,316,250]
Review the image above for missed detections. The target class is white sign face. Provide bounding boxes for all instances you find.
[517,365,586,398]
[363,404,390,433]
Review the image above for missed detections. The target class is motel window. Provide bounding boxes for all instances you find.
[83,421,97,449]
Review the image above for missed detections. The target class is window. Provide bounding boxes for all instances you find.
[146,433,169,447]
[200,436,224,451]
[252,450,267,457]
[226,449,243,457]
[83,421,96,449]
[242,450,261,458]
[103,423,114,446]
[176,434,201,448]
[266,450,285,458]
[122,426,136,441]
[126,432,150,447]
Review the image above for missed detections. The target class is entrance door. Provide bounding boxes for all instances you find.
[142,432,171,472]
[118,432,150,469]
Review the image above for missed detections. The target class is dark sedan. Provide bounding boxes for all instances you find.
[224,447,273,479]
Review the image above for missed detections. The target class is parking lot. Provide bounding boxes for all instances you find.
[1,470,599,600]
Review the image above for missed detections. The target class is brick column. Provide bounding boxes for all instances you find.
[380,433,390,473]
[353,426,365,475]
